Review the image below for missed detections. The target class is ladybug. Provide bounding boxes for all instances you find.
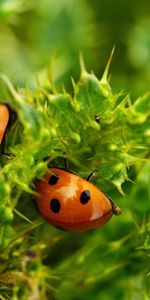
[0,104,10,145]
[35,167,121,232]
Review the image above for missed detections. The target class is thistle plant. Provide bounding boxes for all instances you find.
[0,53,149,299]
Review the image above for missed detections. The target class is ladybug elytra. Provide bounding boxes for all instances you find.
[0,104,10,144]
[35,167,121,233]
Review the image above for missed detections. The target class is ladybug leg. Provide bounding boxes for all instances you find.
[0,105,16,158]
[0,133,9,156]
[64,157,69,169]
[86,171,94,181]
[0,133,14,158]
[0,133,6,154]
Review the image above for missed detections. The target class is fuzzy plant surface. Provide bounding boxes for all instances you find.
[0,54,149,300]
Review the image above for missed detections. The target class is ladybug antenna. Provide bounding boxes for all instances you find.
[86,169,97,181]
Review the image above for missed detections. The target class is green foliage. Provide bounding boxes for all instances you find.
[0,0,150,95]
[0,56,149,299]
[0,0,95,87]
[0,1,150,299]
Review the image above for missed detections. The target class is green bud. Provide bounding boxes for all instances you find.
[4,224,14,239]
[108,144,118,151]
[71,133,81,144]
[88,120,100,130]
[0,206,13,223]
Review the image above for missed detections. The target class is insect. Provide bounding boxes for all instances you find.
[0,104,10,145]
[35,167,121,232]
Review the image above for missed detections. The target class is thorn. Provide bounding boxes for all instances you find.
[114,95,130,112]
[61,84,66,94]
[125,176,135,184]
[117,185,126,196]
[0,74,22,103]
[13,208,33,224]
[71,77,76,90]
[47,53,57,94]
[79,52,87,76]
[113,180,126,196]
[35,73,41,87]
[101,46,115,82]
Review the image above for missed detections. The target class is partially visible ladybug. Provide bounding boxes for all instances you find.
[35,167,121,233]
[0,103,17,155]
[0,104,10,145]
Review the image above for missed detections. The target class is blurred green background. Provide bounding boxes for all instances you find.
[0,1,149,299]
[0,0,150,96]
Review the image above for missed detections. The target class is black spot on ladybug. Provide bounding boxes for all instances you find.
[80,190,91,204]
[50,198,61,213]
[48,174,59,185]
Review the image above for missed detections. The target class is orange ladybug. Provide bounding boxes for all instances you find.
[35,167,121,232]
[0,104,10,144]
